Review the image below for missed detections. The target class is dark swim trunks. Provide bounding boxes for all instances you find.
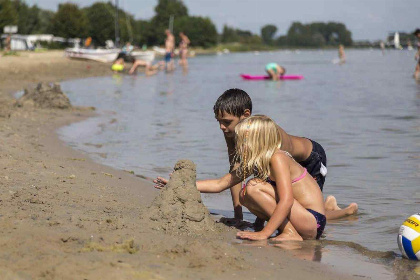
[306,208,326,239]
[298,139,327,191]
[165,52,172,62]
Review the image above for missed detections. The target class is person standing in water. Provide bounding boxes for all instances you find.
[178,32,190,68]
[164,29,175,72]
[338,44,346,64]
[265,63,286,80]
[380,41,386,55]
[413,29,420,80]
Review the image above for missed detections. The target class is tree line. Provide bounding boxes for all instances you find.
[0,0,354,48]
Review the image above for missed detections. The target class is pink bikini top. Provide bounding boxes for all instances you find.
[274,150,307,184]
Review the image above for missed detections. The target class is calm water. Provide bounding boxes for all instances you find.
[58,50,419,258]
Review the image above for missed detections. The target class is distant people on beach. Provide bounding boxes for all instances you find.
[115,42,134,63]
[265,63,286,80]
[178,32,190,68]
[414,29,420,80]
[380,41,385,55]
[165,29,175,71]
[154,89,358,236]
[111,42,163,76]
[338,44,346,64]
[128,60,164,76]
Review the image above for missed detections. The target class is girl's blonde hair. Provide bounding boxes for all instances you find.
[235,115,282,180]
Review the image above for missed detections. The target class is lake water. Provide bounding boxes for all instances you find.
[58,49,420,276]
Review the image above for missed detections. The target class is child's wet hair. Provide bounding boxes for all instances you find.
[213,88,252,117]
[280,66,286,75]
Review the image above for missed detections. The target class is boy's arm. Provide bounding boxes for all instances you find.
[226,137,243,220]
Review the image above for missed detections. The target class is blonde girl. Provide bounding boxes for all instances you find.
[234,115,326,241]
[154,115,326,241]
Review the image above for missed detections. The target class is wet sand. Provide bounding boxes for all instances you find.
[0,51,374,279]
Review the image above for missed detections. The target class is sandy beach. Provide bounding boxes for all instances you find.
[0,51,371,279]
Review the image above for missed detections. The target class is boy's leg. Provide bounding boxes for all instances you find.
[301,139,358,220]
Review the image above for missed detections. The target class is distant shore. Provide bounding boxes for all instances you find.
[0,50,368,279]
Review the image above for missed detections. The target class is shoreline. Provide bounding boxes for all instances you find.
[0,51,382,279]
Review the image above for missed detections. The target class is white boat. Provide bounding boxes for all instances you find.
[132,50,155,62]
[65,48,120,63]
[394,32,402,50]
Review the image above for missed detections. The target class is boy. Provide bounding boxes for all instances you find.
[212,88,357,224]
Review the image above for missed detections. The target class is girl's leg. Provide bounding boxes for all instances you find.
[240,179,317,240]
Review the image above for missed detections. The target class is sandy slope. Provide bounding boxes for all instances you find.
[0,51,355,279]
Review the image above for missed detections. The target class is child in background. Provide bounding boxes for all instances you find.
[413,29,420,80]
[338,45,346,64]
[265,63,286,80]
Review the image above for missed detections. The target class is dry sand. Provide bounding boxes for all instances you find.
[0,51,359,279]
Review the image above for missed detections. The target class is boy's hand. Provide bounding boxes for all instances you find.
[153,177,168,189]
[219,217,253,230]
[236,230,270,241]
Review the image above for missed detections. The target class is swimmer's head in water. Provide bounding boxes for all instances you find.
[414,29,420,38]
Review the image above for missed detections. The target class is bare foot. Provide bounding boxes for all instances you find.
[325,195,341,211]
[271,231,303,242]
[345,203,358,215]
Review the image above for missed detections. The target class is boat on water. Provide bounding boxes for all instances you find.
[394,32,403,50]
[131,50,155,62]
[65,48,156,63]
[64,48,119,63]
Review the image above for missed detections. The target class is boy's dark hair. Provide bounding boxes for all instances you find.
[414,29,420,36]
[213,88,252,117]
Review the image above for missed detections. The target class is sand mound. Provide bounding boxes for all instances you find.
[16,82,71,109]
[145,159,223,236]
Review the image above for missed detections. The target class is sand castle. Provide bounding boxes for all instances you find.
[145,159,223,236]
[16,82,71,109]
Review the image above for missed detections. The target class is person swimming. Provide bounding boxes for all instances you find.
[265,63,286,80]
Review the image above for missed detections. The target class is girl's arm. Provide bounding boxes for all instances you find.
[154,169,243,194]
[260,153,294,238]
[196,170,242,193]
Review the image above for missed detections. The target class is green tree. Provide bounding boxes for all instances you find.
[36,9,54,34]
[261,24,277,45]
[148,0,189,45]
[134,19,152,46]
[85,2,115,45]
[174,16,217,47]
[280,21,352,47]
[13,1,43,34]
[221,25,239,43]
[50,3,88,39]
[0,0,18,33]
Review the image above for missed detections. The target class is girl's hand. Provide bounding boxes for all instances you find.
[236,230,270,241]
[153,177,168,189]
